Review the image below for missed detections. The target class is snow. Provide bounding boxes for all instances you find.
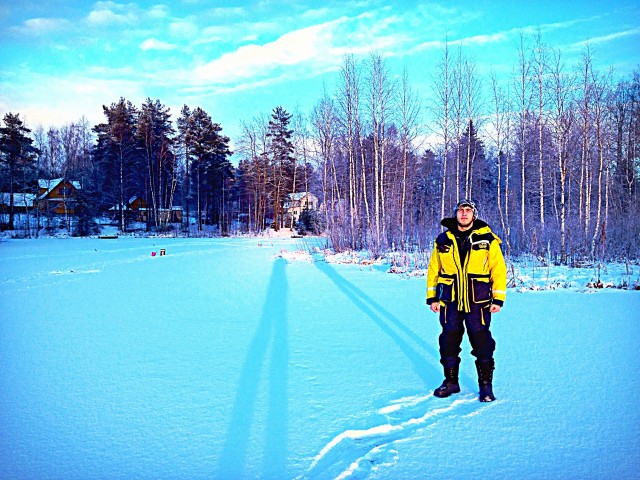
[0,236,639,479]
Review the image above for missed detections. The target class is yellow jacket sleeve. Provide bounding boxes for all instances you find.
[426,244,441,304]
[488,239,507,306]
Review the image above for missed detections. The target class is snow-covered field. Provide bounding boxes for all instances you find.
[1,236,639,479]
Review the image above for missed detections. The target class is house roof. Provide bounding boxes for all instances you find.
[137,207,182,211]
[287,192,314,201]
[109,196,146,211]
[108,203,131,211]
[38,178,81,200]
[284,191,317,209]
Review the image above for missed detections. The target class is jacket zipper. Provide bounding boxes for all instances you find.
[461,232,472,312]
[450,231,468,312]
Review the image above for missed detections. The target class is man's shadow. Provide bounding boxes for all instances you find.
[218,258,288,479]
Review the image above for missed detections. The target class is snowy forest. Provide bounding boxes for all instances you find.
[1,34,639,261]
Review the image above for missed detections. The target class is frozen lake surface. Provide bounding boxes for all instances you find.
[1,236,639,479]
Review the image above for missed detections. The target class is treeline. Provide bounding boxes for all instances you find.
[236,40,639,261]
[1,97,314,237]
[0,98,236,235]
[1,33,639,261]
[71,98,233,234]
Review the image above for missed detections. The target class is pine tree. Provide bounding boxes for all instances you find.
[267,106,295,230]
[0,112,39,230]
[200,120,232,233]
[457,119,489,206]
[186,107,232,232]
[177,105,194,232]
[92,98,141,232]
[137,98,176,230]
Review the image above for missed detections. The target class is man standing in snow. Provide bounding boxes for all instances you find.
[426,199,507,402]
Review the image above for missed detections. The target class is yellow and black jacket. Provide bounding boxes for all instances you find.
[426,219,507,313]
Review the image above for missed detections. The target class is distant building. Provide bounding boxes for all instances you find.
[0,192,36,213]
[37,178,81,215]
[129,195,146,213]
[136,207,183,223]
[283,192,318,224]
[109,195,146,221]
[110,196,182,223]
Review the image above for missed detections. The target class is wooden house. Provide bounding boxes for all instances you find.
[110,196,182,223]
[109,195,146,220]
[129,195,146,212]
[37,178,81,215]
[136,207,183,223]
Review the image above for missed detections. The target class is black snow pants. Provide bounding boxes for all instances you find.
[438,302,495,369]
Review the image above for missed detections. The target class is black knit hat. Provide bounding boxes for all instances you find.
[454,199,478,219]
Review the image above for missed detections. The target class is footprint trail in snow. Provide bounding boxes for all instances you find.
[303,393,493,479]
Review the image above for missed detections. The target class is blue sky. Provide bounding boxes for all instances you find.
[1,0,639,143]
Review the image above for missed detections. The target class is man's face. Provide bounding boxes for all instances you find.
[456,206,474,229]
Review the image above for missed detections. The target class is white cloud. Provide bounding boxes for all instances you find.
[86,1,138,26]
[205,6,247,18]
[574,27,640,46]
[197,20,278,45]
[13,17,70,35]
[87,8,128,26]
[455,32,507,46]
[169,19,198,39]
[0,73,144,128]
[191,18,347,86]
[186,7,415,90]
[184,75,283,96]
[148,5,169,20]
[140,38,177,51]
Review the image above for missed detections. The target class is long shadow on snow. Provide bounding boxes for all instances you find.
[218,257,288,479]
[314,261,440,385]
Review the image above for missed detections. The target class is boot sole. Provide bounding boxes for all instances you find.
[433,386,461,398]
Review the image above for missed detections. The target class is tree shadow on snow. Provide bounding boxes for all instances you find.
[218,257,288,479]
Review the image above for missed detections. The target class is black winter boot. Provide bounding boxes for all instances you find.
[433,365,461,398]
[476,360,495,402]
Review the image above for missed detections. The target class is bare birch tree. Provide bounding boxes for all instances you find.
[336,55,364,248]
[399,67,422,250]
[489,72,511,254]
[549,48,576,261]
[513,33,533,241]
[578,46,594,240]
[463,56,482,200]
[432,40,452,220]
[533,31,549,226]
[589,68,613,257]
[310,91,340,244]
[366,52,395,253]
